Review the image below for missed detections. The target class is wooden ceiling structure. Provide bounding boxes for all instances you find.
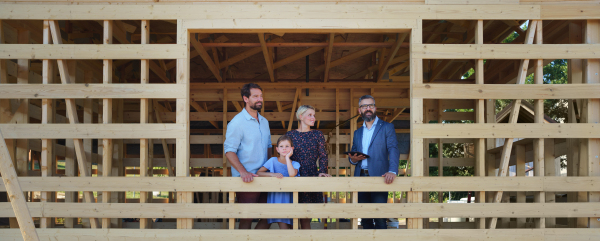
[0,1,599,240]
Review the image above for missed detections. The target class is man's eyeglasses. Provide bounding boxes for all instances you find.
[359,104,376,110]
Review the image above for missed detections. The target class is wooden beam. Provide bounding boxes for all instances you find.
[323,33,334,82]
[40,20,54,229]
[287,88,300,131]
[139,19,151,230]
[412,84,600,100]
[0,202,597,219]
[0,84,187,99]
[584,19,600,229]
[0,131,39,241]
[410,44,600,59]
[190,37,222,82]
[101,19,114,229]
[306,47,378,79]
[377,33,408,82]
[258,33,275,82]
[0,4,566,20]
[48,20,99,229]
[1,176,598,193]
[0,44,186,59]
[190,101,219,129]
[2,228,600,241]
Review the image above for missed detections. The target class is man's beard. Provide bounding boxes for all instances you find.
[361,110,375,122]
[250,101,263,111]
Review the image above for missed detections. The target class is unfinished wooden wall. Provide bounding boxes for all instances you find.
[0,1,599,240]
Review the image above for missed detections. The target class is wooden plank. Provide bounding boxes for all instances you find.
[534,19,546,229]
[2,228,600,241]
[176,19,193,229]
[585,19,600,229]
[0,44,186,59]
[0,84,187,99]
[48,20,99,229]
[1,176,598,193]
[192,82,407,90]
[410,44,600,59]
[102,19,114,230]
[258,33,275,82]
[0,131,39,241]
[0,202,597,219]
[490,21,538,228]
[0,124,185,139]
[426,0,518,4]
[412,84,600,100]
[39,19,54,229]
[287,88,300,131]
[412,123,600,139]
[190,37,222,82]
[0,4,543,20]
[409,19,424,229]
[323,33,334,82]
[377,33,408,82]
[139,19,151,230]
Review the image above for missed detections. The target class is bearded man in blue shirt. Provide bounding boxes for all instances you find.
[224,83,272,229]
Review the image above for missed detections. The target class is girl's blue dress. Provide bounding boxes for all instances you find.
[262,157,301,225]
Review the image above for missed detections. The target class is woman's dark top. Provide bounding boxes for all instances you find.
[286,129,328,203]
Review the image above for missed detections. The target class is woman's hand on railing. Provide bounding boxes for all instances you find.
[318,173,332,177]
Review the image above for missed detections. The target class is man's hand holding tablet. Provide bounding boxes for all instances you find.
[345,151,369,162]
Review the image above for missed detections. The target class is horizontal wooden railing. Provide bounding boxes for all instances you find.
[0,177,597,192]
[1,229,598,241]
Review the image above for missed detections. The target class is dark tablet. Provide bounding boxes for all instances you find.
[344,151,370,159]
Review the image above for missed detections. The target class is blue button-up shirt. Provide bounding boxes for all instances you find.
[223,108,272,177]
[361,116,379,169]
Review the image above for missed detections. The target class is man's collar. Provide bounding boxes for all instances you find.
[242,107,262,121]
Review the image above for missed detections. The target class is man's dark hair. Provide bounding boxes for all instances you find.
[241,83,263,100]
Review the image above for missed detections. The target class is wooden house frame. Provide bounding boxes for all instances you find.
[0,1,599,240]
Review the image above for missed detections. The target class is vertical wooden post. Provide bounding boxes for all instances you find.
[474,19,487,229]
[489,20,538,229]
[435,102,443,228]
[293,191,299,229]
[228,191,235,229]
[64,138,76,228]
[515,144,526,228]
[15,29,30,209]
[584,19,600,229]
[544,138,556,227]
[534,19,546,229]
[40,20,55,229]
[567,21,582,229]
[176,19,192,230]
[335,88,340,229]
[0,131,39,241]
[408,19,424,230]
[223,89,233,228]
[139,19,151,229]
[102,20,113,229]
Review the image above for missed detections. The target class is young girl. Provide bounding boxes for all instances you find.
[256,135,301,229]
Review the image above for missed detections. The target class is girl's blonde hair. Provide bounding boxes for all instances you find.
[296,105,316,120]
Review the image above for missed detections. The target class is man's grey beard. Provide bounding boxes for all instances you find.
[362,111,375,122]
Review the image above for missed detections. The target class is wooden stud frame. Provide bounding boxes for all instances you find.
[1,1,600,239]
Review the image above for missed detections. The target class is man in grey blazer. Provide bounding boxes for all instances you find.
[348,95,400,229]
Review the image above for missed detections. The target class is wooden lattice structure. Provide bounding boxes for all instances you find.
[0,1,599,240]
